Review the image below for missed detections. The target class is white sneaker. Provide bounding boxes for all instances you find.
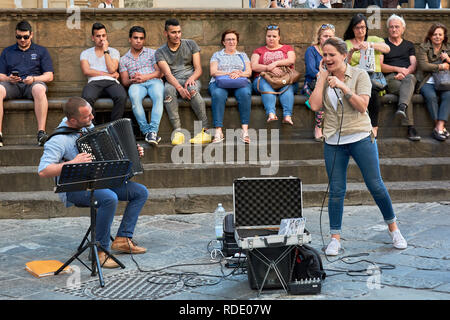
[389,229,407,250]
[325,238,341,256]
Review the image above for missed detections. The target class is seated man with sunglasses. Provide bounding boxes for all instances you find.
[0,20,54,147]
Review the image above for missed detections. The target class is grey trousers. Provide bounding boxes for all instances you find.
[385,73,416,126]
[163,79,209,130]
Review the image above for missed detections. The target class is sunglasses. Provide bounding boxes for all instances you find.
[266,25,279,30]
[321,24,335,30]
[16,35,30,40]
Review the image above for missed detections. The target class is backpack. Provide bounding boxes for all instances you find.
[292,244,326,281]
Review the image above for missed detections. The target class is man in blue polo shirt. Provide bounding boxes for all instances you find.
[0,20,54,147]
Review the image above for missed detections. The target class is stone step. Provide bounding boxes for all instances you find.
[1,180,449,219]
[1,157,449,192]
[1,94,434,145]
[0,137,448,166]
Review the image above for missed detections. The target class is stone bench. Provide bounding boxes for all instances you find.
[2,93,431,145]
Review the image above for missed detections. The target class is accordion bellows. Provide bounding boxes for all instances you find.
[76,118,143,177]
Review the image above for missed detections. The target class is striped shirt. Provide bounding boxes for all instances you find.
[119,47,158,77]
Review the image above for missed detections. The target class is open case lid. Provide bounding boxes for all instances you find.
[233,177,303,228]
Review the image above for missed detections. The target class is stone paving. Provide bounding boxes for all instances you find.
[0,202,449,301]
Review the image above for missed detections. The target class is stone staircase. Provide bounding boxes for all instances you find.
[0,95,449,219]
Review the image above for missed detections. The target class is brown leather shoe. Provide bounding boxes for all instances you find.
[111,236,147,254]
[98,251,120,269]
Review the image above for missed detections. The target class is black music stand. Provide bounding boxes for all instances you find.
[54,160,131,287]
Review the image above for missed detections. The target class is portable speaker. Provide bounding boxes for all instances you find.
[246,247,293,290]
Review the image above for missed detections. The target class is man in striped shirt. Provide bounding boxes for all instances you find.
[119,26,164,145]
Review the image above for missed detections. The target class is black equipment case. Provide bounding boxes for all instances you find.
[232,177,312,293]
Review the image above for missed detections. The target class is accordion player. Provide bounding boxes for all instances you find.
[76,118,144,178]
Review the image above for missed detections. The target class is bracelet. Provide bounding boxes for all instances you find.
[32,76,35,83]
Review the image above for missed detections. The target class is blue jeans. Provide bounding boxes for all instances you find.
[420,83,450,123]
[324,136,396,234]
[252,76,295,117]
[128,79,164,134]
[414,0,440,7]
[66,181,149,250]
[208,81,252,128]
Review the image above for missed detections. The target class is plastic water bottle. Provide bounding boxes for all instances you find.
[214,203,226,239]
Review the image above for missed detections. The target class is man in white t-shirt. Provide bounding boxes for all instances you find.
[80,22,127,121]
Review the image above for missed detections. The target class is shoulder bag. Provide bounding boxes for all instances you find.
[433,70,450,91]
[215,54,249,89]
[258,65,301,94]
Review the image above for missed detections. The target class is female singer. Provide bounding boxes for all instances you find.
[308,37,407,256]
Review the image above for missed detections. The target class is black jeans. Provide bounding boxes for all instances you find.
[368,86,382,127]
[82,80,127,121]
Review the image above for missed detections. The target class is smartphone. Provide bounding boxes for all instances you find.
[12,71,19,77]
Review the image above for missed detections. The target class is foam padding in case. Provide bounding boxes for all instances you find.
[233,177,302,227]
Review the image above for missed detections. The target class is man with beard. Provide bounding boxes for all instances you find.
[155,18,211,145]
[38,97,149,269]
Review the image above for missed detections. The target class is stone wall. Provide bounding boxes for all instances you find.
[124,0,152,8]
[0,8,449,95]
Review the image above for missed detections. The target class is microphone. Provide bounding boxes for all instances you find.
[323,63,344,106]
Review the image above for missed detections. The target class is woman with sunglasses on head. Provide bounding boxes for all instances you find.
[251,24,297,125]
[308,37,407,256]
[303,24,335,141]
[416,23,450,141]
[344,13,391,139]
[209,29,253,144]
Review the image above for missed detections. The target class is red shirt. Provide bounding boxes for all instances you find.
[252,44,294,77]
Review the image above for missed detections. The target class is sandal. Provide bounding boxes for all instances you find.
[212,133,224,143]
[240,131,251,144]
[267,113,278,123]
[282,116,293,126]
[314,126,323,142]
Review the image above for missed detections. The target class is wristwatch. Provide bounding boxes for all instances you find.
[103,50,110,55]
[344,92,353,100]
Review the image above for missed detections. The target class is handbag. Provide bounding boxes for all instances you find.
[258,66,301,94]
[215,54,248,89]
[432,71,450,91]
[369,72,387,90]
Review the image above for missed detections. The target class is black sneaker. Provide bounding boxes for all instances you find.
[37,130,48,146]
[407,126,421,141]
[0,132,3,147]
[145,132,161,145]
[395,104,407,120]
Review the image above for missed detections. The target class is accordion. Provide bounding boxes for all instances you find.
[76,118,143,178]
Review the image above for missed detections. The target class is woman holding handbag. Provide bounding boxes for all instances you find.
[417,23,450,141]
[344,14,391,138]
[209,29,253,144]
[251,24,297,125]
[308,37,407,256]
